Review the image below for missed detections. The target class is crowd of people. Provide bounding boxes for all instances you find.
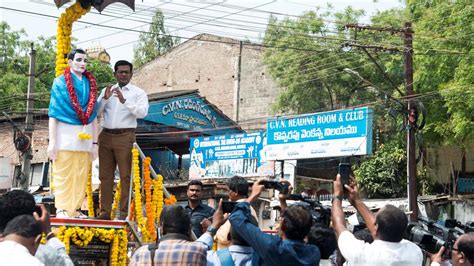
[1,176,473,265]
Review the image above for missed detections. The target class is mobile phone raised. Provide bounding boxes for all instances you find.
[260,180,289,194]
[338,163,351,189]
[221,201,238,213]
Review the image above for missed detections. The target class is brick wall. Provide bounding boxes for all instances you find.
[132,34,285,132]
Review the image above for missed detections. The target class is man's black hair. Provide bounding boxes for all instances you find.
[231,216,258,246]
[0,190,36,233]
[114,60,133,72]
[458,233,474,263]
[375,204,407,242]
[227,176,249,197]
[307,224,337,259]
[67,48,86,60]
[282,205,313,241]
[160,205,190,235]
[187,180,203,189]
[353,228,374,243]
[3,214,42,239]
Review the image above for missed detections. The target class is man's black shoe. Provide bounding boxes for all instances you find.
[95,213,111,220]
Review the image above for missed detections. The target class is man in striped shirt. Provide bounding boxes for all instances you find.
[130,205,207,265]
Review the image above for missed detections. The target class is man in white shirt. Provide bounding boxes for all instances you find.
[0,190,74,266]
[0,215,44,266]
[96,60,149,220]
[331,174,423,266]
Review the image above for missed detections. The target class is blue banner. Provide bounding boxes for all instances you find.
[265,107,373,160]
[189,132,274,179]
[143,94,239,135]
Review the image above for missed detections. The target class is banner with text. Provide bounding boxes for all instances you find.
[265,107,373,160]
[189,132,274,179]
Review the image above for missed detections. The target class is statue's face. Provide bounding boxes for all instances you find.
[69,53,87,74]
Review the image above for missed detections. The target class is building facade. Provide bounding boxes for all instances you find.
[132,34,284,132]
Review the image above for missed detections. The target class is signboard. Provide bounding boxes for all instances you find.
[143,94,239,135]
[265,107,373,160]
[189,132,274,179]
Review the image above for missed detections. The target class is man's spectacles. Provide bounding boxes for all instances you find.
[116,70,131,75]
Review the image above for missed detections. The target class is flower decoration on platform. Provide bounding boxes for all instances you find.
[132,148,151,242]
[57,226,127,265]
[56,1,90,76]
[143,157,156,240]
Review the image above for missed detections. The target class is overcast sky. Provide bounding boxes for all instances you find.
[1,0,404,65]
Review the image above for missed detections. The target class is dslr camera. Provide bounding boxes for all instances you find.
[260,180,290,194]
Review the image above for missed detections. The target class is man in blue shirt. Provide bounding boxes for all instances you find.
[229,180,320,266]
[185,180,215,238]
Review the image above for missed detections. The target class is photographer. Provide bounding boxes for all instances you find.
[229,179,320,266]
[215,176,258,250]
[430,233,474,266]
[331,174,423,265]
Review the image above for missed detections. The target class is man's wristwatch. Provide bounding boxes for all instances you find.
[207,226,218,235]
[332,195,343,203]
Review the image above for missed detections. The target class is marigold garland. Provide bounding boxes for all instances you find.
[155,175,164,225]
[110,181,121,220]
[63,67,98,126]
[143,157,156,240]
[55,2,90,76]
[86,161,94,217]
[164,194,177,205]
[57,226,127,264]
[132,148,151,242]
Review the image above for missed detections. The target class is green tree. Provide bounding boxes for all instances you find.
[87,59,115,88]
[263,7,406,115]
[354,140,407,198]
[133,10,179,68]
[408,1,474,148]
[0,23,55,113]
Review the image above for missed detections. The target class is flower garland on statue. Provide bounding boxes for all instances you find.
[143,157,156,240]
[110,181,121,220]
[132,148,152,243]
[56,2,90,76]
[57,226,128,265]
[86,161,94,217]
[63,67,97,140]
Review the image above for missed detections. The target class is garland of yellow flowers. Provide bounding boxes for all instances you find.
[86,161,94,217]
[110,181,121,220]
[154,175,164,225]
[57,226,128,265]
[132,148,151,242]
[55,2,90,76]
[143,157,156,240]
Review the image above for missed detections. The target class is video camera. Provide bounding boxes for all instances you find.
[287,194,331,227]
[406,217,469,257]
[261,180,290,194]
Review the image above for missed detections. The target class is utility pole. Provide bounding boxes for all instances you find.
[20,43,36,190]
[345,22,418,221]
[404,22,418,221]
